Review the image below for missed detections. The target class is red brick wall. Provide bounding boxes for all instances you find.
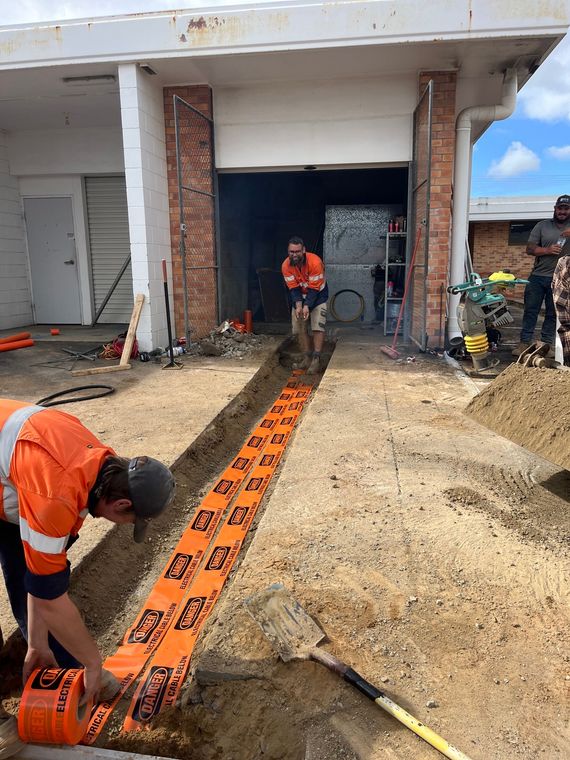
[164,86,217,339]
[412,71,457,347]
[470,221,530,303]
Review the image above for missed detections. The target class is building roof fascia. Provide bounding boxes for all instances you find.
[470,196,556,221]
[0,0,569,71]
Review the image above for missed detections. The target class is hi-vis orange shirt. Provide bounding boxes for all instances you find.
[0,400,114,599]
[281,252,328,310]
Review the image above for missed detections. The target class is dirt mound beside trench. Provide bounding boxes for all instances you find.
[466,363,570,470]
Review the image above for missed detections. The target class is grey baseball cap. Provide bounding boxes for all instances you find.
[128,456,176,543]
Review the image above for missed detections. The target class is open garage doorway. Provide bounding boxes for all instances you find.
[217,167,409,329]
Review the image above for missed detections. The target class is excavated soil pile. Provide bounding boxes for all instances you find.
[466,364,570,470]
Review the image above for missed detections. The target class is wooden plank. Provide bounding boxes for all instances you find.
[120,293,145,366]
[71,293,144,378]
[71,364,131,378]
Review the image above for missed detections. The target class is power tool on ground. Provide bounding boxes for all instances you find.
[447,271,528,373]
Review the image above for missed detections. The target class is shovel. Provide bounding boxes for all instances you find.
[245,584,472,760]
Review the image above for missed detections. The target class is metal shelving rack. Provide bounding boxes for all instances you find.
[384,231,407,335]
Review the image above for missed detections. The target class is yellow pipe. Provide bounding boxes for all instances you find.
[374,693,473,760]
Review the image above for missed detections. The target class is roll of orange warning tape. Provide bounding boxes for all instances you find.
[18,668,94,745]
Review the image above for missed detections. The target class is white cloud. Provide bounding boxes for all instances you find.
[519,35,570,122]
[547,145,570,160]
[487,141,540,178]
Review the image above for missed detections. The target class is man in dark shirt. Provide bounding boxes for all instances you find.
[513,195,570,356]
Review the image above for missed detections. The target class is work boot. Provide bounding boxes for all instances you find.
[292,353,312,370]
[0,711,24,759]
[536,341,553,357]
[511,341,530,357]
[306,354,321,375]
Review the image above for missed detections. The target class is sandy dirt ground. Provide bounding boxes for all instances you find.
[2,331,568,760]
[106,335,569,760]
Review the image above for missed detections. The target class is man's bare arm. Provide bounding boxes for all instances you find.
[526,242,562,256]
[30,593,102,700]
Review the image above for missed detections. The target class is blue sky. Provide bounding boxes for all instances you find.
[2,1,569,202]
[472,35,570,199]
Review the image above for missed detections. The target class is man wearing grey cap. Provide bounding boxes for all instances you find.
[512,195,570,356]
[0,399,175,758]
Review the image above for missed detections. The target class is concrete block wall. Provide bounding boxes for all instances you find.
[0,131,32,330]
[163,86,217,340]
[119,63,172,351]
[470,221,529,302]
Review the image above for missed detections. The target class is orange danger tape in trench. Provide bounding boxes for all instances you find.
[19,668,93,745]
[82,374,312,743]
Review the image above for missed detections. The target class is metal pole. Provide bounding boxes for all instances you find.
[421,79,433,352]
[174,95,191,348]
[211,116,222,325]
[91,254,130,325]
[162,259,181,370]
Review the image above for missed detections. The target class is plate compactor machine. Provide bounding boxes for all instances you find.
[447,271,528,375]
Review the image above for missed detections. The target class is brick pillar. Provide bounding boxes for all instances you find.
[163,86,217,339]
[413,71,457,347]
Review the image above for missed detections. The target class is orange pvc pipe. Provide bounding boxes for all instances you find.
[0,339,34,352]
[0,332,31,344]
[244,310,253,333]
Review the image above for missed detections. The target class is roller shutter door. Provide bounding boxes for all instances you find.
[85,175,133,323]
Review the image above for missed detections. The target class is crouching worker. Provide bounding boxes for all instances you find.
[0,399,175,758]
[282,236,328,374]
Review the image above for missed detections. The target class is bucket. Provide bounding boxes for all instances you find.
[386,302,400,332]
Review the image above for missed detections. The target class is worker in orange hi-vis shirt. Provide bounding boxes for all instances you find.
[281,236,328,375]
[0,399,175,758]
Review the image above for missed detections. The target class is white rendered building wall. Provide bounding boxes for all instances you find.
[0,131,32,330]
[6,128,124,176]
[214,75,416,169]
[119,63,172,351]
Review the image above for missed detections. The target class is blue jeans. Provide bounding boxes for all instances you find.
[521,274,556,344]
[0,521,80,668]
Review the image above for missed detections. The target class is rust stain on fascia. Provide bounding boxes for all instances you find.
[188,16,207,30]
[183,10,290,47]
[0,23,65,58]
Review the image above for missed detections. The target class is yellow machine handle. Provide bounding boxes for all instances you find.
[337,663,474,759]
[374,692,473,760]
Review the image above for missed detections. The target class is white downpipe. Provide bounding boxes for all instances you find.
[448,68,518,339]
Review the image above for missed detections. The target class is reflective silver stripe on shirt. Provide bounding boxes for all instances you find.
[0,405,46,478]
[79,508,89,519]
[19,517,68,555]
[1,481,19,525]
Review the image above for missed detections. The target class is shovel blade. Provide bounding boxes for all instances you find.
[244,583,326,662]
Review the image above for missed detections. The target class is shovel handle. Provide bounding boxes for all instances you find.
[343,666,473,760]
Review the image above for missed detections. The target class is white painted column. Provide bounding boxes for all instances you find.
[118,63,172,351]
[0,130,32,330]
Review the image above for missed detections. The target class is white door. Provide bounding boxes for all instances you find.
[24,197,81,324]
